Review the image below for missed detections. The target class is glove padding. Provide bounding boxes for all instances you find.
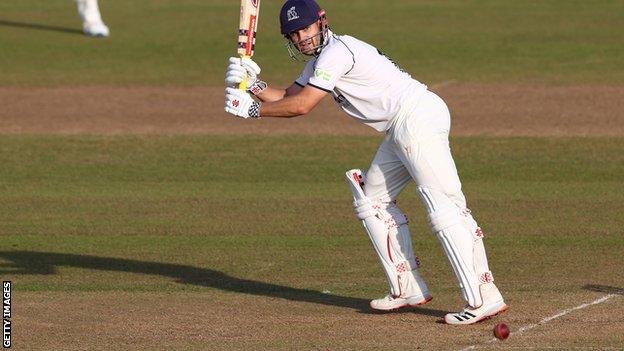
[225,57,261,88]
[224,87,261,119]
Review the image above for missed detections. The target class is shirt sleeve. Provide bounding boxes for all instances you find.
[295,60,316,87]
[307,43,353,92]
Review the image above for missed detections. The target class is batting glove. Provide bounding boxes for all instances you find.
[224,57,268,96]
[224,87,261,119]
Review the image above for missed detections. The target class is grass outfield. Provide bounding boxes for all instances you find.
[1,135,623,347]
[1,136,622,349]
[0,0,623,85]
[2,135,622,290]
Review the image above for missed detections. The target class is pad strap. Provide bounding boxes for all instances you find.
[353,198,377,220]
[428,205,463,233]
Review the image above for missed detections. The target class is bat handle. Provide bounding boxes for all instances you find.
[239,76,248,91]
[238,55,249,91]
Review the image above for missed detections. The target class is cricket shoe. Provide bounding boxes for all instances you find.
[445,283,508,325]
[370,293,433,311]
[83,21,109,37]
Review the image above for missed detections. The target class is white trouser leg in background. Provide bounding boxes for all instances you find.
[346,169,431,311]
[76,0,110,37]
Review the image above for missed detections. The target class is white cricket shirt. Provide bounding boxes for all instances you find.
[295,31,428,132]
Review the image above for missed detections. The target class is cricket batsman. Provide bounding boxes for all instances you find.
[224,0,508,325]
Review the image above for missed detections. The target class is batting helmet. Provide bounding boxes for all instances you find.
[279,0,329,60]
[280,0,324,35]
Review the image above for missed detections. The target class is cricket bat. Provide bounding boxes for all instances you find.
[237,0,261,91]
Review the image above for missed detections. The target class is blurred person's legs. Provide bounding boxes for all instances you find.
[76,0,109,37]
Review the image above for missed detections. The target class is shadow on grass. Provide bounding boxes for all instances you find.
[0,250,449,317]
[0,19,83,35]
[583,284,624,296]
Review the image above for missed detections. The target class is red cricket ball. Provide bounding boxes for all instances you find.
[493,322,510,340]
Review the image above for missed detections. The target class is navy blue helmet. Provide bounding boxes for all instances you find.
[279,0,323,35]
[279,0,329,59]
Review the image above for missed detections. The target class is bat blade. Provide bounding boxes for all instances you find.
[237,0,261,91]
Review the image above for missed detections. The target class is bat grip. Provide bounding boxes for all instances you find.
[239,76,248,91]
[238,55,249,91]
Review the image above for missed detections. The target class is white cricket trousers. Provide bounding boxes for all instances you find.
[362,89,494,308]
[364,89,464,209]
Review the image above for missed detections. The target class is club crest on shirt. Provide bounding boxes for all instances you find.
[287,7,299,21]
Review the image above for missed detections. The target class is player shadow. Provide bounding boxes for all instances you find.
[0,19,83,35]
[583,284,624,296]
[0,250,449,317]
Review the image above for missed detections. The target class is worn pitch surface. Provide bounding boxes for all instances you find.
[1,84,623,136]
